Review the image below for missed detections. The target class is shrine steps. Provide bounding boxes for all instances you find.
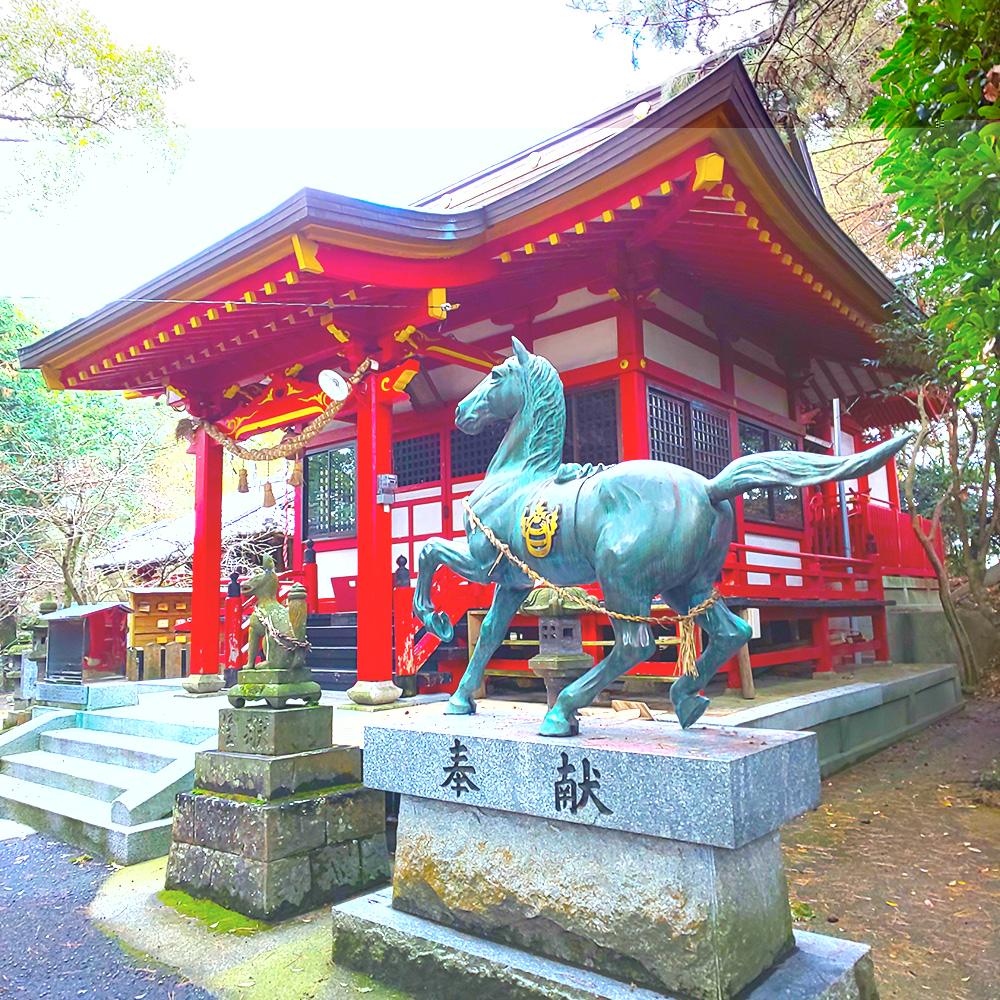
[0,708,215,865]
[305,612,466,694]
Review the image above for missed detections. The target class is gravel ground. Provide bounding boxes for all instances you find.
[0,833,214,1000]
[783,696,1000,999]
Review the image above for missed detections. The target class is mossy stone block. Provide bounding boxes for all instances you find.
[217,704,332,756]
[194,745,361,801]
[174,791,326,862]
[324,786,385,844]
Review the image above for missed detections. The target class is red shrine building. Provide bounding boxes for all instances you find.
[21,59,937,704]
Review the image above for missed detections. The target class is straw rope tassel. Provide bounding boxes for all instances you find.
[462,498,718,678]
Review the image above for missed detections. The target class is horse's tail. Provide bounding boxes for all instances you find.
[705,432,911,505]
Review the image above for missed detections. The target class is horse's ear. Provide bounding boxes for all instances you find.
[511,337,532,369]
[262,555,275,571]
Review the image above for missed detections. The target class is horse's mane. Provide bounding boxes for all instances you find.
[490,351,564,477]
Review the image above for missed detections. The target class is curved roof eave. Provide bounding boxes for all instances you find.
[19,57,898,372]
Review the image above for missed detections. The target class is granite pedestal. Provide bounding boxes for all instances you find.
[166,705,389,921]
[332,713,877,1000]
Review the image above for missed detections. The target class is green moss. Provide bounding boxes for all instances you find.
[191,782,363,806]
[156,889,271,935]
[790,899,817,922]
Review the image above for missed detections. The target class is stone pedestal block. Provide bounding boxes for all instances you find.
[217,704,332,755]
[333,711,877,1000]
[393,797,791,1000]
[165,705,387,921]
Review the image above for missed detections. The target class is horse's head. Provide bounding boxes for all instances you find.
[455,337,534,435]
[241,555,280,600]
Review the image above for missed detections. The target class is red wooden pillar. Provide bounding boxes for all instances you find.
[617,301,649,460]
[348,369,401,705]
[183,428,225,693]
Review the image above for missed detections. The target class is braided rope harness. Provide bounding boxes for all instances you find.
[462,498,719,678]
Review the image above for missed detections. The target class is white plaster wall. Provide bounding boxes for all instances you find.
[452,318,512,344]
[412,502,442,535]
[429,365,486,401]
[643,321,721,388]
[744,533,803,588]
[391,506,408,538]
[868,463,891,504]
[533,288,608,322]
[533,319,617,371]
[734,366,789,415]
[649,290,717,338]
[315,548,358,596]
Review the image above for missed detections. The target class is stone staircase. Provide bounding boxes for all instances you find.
[0,709,216,864]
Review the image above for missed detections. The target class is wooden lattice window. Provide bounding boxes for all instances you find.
[649,387,731,476]
[450,421,508,479]
[738,420,803,527]
[563,385,619,466]
[304,443,356,538]
[392,433,441,487]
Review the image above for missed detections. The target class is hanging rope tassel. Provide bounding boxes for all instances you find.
[262,481,276,508]
[237,466,249,493]
[288,457,304,488]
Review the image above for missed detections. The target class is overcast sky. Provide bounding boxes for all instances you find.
[1,1,707,331]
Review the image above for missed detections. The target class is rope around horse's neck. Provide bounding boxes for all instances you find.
[461,498,718,678]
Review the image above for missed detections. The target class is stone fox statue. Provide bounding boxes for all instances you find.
[229,555,319,709]
[412,338,909,737]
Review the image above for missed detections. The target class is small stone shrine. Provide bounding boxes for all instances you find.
[331,713,878,999]
[165,703,390,921]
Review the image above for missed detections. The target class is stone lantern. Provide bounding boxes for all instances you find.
[520,586,593,736]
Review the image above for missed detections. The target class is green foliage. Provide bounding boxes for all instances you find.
[0,0,186,205]
[0,299,168,613]
[867,0,1000,407]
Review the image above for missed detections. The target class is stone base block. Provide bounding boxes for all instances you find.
[181,672,224,695]
[347,679,402,706]
[332,888,878,1000]
[217,704,332,755]
[35,681,137,710]
[165,749,388,921]
[393,797,792,1000]
[166,830,389,922]
[194,745,361,801]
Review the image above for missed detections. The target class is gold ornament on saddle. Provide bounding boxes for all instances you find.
[521,499,560,558]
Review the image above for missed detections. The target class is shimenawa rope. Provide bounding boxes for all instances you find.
[461,498,718,678]
[185,359,373,462]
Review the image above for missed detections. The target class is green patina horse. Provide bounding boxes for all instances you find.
[413,338,908,736]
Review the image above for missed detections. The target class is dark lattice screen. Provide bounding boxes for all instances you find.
[690,405,731,477]
[392,433,441,487]
[649,387,732,476]
[564,386,619,466]
[450,422,508,479]
[304,443,356,537]
[648,387,688,466]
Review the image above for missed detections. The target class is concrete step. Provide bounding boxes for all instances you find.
[0,750,146,802]
[39,728,193,772]
[0,774,172,865]
[78,713,214,746]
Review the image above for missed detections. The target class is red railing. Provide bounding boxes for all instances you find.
[720,541,883,602]
[808,491,941,578]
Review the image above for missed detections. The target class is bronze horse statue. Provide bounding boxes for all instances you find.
[413,338,907,736]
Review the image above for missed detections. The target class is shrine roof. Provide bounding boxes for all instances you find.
[20,57,902,399]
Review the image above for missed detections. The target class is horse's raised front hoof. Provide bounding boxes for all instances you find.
[445,692,476,716]
[675,694,710,729]
[426,611,454,643]
[539,707,575,737]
